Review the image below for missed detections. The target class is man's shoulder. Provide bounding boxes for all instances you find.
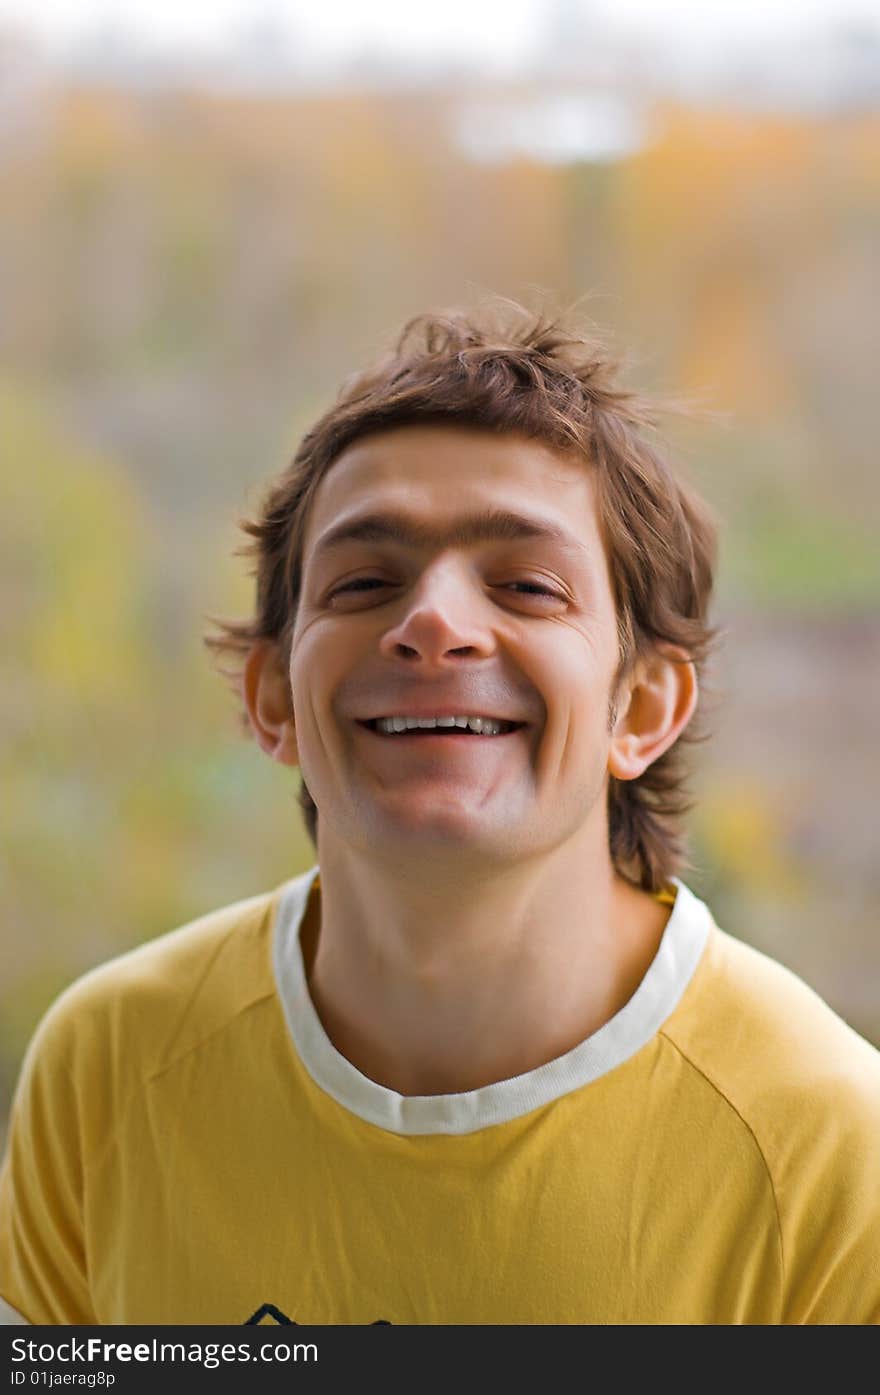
[664,910,880,1140]
[662,908,880,1320]
[21,879,297,1087]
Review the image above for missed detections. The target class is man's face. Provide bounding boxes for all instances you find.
[287,425,625,866]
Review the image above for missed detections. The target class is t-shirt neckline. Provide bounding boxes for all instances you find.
[272,865,712,1136]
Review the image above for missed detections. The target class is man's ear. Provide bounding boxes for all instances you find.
[608,644,698,782]
[242,640,299,767]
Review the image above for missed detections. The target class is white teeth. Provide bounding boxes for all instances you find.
[374,715,506,735]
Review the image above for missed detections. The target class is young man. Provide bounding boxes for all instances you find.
[2,304,878,1325]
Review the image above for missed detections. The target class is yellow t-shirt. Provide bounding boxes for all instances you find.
[1,866,878,1325]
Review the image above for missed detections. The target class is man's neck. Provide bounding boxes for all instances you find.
[300,835,671,1097]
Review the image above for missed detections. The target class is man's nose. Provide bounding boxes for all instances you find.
[377,563,496,666]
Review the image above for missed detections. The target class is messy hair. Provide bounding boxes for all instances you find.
[206,298,718,892]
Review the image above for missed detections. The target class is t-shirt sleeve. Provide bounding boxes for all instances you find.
[784,1162,880,1323]
[0,1003,99,1324]
[778,1069,880,1325]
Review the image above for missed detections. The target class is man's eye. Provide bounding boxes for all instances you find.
[503,581,563,600]
[341,578,384,591]
[332,577,389,596]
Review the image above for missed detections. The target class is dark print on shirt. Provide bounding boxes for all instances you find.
[244,1301,392,1325]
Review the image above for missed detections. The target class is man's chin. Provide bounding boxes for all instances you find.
[357,800,518,862]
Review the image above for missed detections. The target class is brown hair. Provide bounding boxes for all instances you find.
[206,298,718,892]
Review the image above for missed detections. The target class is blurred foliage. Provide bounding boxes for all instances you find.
[2,75,879,1126]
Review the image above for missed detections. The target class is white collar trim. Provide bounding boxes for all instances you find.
[272,865,711,1136]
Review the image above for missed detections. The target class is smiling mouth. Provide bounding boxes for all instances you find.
[358,719,526,738]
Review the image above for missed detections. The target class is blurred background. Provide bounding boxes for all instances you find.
[2,0,879,1136]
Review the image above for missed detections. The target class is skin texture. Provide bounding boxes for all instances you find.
[244,425,697,1095]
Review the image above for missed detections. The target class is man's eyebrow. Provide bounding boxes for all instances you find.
[311,509,586,558]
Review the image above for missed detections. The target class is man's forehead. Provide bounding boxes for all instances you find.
[302,426,601,561]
